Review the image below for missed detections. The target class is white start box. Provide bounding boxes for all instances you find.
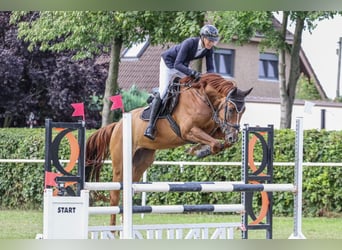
[43,189,89,239]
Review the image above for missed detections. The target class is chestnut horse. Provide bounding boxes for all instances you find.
[85,73,252,226]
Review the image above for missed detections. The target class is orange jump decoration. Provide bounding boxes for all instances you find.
[44,119,86,196]
[241,125,274,239]
[247,132,269,225]
[50,128,80,196]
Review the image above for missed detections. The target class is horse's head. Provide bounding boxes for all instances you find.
[181,73,253,145]
[214,87,253,144]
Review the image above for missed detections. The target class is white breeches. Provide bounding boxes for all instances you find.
[159,58,186,99]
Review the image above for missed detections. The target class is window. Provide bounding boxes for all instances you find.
[121,38,150,59]
[213,49,235,77]
[259,53,278,80]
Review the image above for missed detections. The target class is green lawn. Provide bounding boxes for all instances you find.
[1,210,341,239]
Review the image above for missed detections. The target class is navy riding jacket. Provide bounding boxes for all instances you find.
[161,37,215,76]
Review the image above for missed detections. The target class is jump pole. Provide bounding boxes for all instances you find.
[41,118,303,239]
[289,117,306,239]
[122,112,133,239]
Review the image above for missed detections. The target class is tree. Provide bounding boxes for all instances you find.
[11,11,206,126]
[213,11,338,128]
[0,11,35,127]
[0,11,107,128]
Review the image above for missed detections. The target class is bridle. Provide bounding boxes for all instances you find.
[178,78,245,138]
[210,89,245,134]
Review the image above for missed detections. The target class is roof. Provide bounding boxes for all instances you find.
[96,45,164,93]
[299,48,327,99]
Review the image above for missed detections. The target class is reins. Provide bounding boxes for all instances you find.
[194,87,242,134]
[165,77,244,139]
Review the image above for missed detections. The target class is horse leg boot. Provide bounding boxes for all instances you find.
[144,94,162,140]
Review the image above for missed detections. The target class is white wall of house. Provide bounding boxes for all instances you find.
[241,101,342,131]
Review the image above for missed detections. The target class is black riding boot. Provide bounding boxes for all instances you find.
[144,94,162,140]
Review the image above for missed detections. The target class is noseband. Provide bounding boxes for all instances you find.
[212,89,245,134]
[193,84,245,138]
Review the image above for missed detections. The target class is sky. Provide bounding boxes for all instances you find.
[294,15,342,99]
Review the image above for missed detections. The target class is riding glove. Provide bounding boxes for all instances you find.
[190,70,201,82]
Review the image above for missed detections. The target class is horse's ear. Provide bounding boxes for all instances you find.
[227,87,237,98]
[243,87,253,97]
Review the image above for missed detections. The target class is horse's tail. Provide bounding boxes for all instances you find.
[85,122,117,182]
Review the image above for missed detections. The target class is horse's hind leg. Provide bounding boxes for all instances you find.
[109,189,120,227]
[132,148,156,182]
[108,153,123,229]
[108,166,123,236]
[108,147,156,233]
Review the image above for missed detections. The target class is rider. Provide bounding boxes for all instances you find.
[144,24,220,140]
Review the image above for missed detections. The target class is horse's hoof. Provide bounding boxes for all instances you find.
[186,146,197,155]
[196,147,211,158]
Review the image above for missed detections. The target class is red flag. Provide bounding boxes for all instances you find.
[44,171,61,188]
[71,102,85,120]
[109,95,124,112]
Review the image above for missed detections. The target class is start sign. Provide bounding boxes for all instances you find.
[43,189,89,239]
[57,206,76,214]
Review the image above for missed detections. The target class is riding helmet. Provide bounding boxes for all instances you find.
[200,24,219,42]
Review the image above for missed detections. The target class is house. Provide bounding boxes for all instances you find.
[96,20,342,130]
[106,18,328,101]
[96,39,327,100]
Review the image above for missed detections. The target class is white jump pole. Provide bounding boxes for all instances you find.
[122,112,133,239]
[289,117,306,239]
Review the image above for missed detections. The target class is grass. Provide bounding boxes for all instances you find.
[1,210,342,239]
[0,210,43,239]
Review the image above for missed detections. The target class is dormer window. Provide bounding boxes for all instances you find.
[121,38,150,60]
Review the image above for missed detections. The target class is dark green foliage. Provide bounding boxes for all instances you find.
[296,75,321,100]
[0,12,107,128]
[0,128,46,208]
[111,85,150,122]
[0,128,342,217]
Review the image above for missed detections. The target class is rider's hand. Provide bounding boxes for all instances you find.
[190,70,201,82]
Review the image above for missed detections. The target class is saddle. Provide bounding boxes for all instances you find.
[140,76,183,137]
[141,77,182,120]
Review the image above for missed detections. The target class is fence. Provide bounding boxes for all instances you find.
[2,159,342,167]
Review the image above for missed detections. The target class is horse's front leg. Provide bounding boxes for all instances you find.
[187,141,234,158]
[186,126,235,157]
[212,129,234,150]
[186,144,205,155]
[183,127,224,157]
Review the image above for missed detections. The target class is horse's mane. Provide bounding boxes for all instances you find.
[201,73,236,95]
[181,73,236,95]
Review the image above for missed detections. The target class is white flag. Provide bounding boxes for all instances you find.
[304,101,315,114]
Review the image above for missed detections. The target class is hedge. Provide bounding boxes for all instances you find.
[0,127,341,217]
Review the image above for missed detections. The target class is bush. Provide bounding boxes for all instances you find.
[0,127,342,217]
[0,128,46,209]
